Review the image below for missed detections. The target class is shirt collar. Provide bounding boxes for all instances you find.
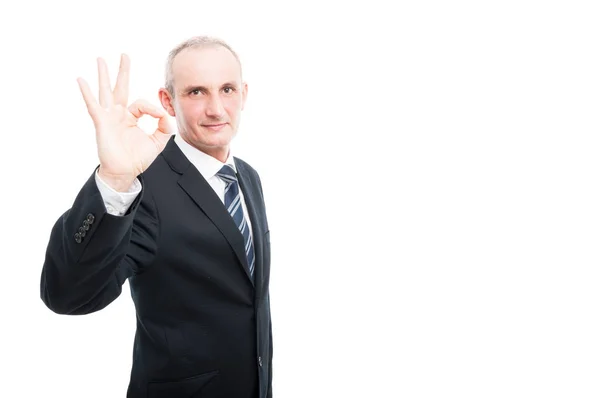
[174,133,237,180]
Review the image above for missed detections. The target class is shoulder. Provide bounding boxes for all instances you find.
[234,156,260,178]
[234,156,265,195]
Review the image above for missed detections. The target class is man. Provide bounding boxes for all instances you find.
[40,36,273,398]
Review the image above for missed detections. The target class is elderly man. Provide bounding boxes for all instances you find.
[40,36,273,398]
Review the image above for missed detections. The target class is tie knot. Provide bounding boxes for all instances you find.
[217,164,238,184]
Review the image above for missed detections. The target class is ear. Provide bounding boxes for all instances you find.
[158,88,176,117]
[241,82,248,110]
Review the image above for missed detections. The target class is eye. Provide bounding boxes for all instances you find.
[223,86,236,94]
[190,89,201,96]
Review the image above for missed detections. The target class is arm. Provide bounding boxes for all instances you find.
[39,53,171,315]
[40,169,158,315]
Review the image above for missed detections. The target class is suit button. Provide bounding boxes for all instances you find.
[74,233,82,244]
[78,227,86,237]
[82,221,90,231]
[258,356,263,367]
[86,213,95,223]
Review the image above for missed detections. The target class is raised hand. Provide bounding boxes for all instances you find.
[77,54,172,192]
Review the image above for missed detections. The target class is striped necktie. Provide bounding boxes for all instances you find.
[217,164,255,278]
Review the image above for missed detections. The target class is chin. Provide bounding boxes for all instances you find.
[197,135,234,149]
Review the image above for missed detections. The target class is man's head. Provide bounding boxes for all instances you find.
[159,36,247,162]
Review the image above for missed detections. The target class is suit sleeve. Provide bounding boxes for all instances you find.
[40,169,159,315]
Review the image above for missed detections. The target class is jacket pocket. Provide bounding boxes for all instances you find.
[147,370,219,398]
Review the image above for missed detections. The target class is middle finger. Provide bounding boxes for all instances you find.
[97,57,113,109]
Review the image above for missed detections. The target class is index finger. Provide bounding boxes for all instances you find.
[128,99,166,119]
[113,53,130,107]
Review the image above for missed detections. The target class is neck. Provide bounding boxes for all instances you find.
[181,135,230,163]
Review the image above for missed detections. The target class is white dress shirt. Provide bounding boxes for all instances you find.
[95,134,253,240]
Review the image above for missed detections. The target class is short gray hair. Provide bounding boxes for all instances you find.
[164,35,242,96]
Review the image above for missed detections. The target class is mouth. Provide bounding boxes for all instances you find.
[202,123,228,132]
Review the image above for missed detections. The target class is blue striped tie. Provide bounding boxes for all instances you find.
[217,164,255,278]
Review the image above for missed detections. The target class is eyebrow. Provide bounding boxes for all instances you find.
[182,82,239,93]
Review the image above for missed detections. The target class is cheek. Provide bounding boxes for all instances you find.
[179,101,205,123]
[224,98,242,118]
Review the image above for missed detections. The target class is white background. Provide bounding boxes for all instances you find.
[1,0,599,397]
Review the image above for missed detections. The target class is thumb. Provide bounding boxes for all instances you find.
[153,114,173,146]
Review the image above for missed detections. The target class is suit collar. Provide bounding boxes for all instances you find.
[161,135,187,174]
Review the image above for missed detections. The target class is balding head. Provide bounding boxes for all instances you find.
[164,35,242,96]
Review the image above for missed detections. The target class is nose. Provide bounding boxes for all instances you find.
[206,95,225,118]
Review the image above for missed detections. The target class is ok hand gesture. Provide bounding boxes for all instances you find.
[77,54,172,192]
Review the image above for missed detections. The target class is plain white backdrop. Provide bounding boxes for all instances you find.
[1,0,600,396]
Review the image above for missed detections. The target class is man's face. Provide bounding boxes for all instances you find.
[161,45,247,158]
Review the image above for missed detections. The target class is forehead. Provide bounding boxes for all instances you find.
[171,45,242,90]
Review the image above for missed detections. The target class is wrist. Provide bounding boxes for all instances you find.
[97,168,137,193]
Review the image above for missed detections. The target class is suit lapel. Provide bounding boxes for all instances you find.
[161,137,254,284]
[178,170,254,283]
[235,159,266,290]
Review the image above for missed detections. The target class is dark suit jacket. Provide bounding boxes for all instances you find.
[40,136,273,398]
